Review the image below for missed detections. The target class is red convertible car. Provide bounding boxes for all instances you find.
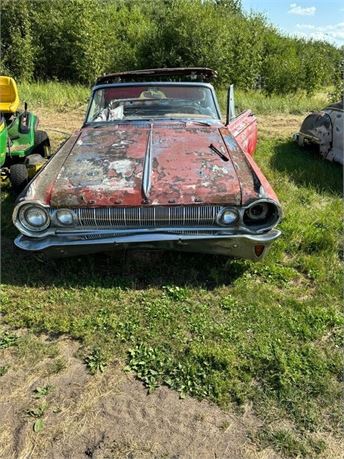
[13,68,281,260]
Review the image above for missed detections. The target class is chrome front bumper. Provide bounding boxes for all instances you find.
[14,229,281,260]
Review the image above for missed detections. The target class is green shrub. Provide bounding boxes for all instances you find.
[0,0,341,94]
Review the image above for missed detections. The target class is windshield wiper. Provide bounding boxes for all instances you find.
[186,120,212,126]
[209,143,229,162]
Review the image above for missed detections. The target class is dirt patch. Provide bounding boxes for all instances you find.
[35,107,85,152]
[36,107,85,134]
[0,334,280,459]
[257,114,304,139]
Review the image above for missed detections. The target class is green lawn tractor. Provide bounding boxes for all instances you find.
[0,76,51,192]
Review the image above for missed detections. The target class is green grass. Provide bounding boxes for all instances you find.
[219,88,330,114]
[18,81,89,112]
[1,86,343,457]
[255,427,327,458]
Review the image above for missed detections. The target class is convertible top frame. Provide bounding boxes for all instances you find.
[96,68,217,85]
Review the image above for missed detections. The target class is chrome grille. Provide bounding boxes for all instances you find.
[73,206,222,228]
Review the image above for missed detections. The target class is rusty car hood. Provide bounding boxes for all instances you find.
[50,122,257,207]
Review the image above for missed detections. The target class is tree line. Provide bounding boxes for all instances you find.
[1,0,342,94]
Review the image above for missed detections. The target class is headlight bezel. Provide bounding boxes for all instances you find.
[216,200,281,232]
[243,199,281,229]
[16,203,50,233]
[13,202,79,237]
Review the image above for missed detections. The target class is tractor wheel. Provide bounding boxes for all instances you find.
[34,130,51,158]
[10,163,28,193]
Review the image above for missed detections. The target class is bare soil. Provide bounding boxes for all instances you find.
[256,114,304,139]
[36,107,85,152]
[0,335,280,459]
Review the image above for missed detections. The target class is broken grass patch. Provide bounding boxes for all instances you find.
[84,347,107,375]
[0,331,18,349]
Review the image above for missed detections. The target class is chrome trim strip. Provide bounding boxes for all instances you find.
[142,123,153,201]
[54,226,237,236]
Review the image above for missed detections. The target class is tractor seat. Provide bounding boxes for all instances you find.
[0,76,20,113]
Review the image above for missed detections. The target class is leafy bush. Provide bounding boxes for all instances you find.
[0,0,341,94]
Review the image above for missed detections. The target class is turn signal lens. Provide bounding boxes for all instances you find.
[254,244,265,257]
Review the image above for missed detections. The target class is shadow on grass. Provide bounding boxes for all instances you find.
[1,189,17,239]
[271,141,343,196]
[1,241,248,290]
[1,191,248,290]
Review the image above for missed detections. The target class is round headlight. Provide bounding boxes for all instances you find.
[19,205,50,231]
[246,203,269,221]
[217,208,238,226]
[56,209,74,225]
[26,208,47,227]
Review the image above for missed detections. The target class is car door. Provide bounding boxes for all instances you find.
[225,85,258,156]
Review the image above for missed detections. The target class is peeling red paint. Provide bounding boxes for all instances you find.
[227,110,257,156]
[22,132,81,205]
[47,121,258,208]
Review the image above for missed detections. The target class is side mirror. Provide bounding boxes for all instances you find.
[226,84,236,124]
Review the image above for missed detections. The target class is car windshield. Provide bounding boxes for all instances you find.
[87,84,219,122]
